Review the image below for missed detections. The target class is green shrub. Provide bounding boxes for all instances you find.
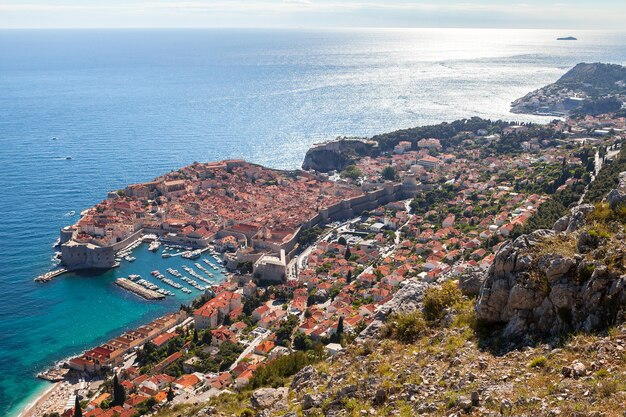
[423,280,462,322]
[248,350,323,389]
[381,311,427,343]
[529,356,547,368]
[595,369,610,379]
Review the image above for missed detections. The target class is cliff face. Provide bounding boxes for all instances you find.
[475,178,626,340]
[301,138,377,172]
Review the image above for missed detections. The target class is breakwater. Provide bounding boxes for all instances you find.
[115,278,165,300]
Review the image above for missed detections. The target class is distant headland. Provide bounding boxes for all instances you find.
[511,62,626,116]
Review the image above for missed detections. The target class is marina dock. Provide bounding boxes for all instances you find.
[35,268,68,283]
[115,278,165,300]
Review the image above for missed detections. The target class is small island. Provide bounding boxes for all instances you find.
[557,36,577,41]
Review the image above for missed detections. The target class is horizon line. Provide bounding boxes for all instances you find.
[0,26,614,31]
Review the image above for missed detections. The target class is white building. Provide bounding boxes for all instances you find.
[253,250,287,282]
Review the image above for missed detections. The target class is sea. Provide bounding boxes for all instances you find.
[1,28,626,416]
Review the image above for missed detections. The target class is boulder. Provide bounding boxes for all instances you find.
[572,362,587,377]
[302,393,322,410]
[357,279,429,341]
[458,267,484,297]
[540,255,575,282]
[337,384,358,399]
[290,365,318,392]
[566,204,594,233]
[250,387,288,409]
[553,215,570,233]
[606,188,626,211]
[456,395,472,412]
[577,231,599,253]
[373,388,387,406]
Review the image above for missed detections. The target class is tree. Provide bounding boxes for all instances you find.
[73,395,82,417]
[340,165,362,180]
[346,270,352,284]
[381,166,397,181]
[344,246,352,261]
[297,226,323,246]
[167,385,174,402]
[337,236,347,246]
[336,316,344,336]
[202,330,213,346]
[111,373,126,407]
[193,328,198,344]
[293,332,313,351]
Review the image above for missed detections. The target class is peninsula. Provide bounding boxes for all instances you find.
[511,62,626,116]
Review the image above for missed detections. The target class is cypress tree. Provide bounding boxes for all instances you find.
[193,328,198,344]
[167,385,174,402]
[337,316,344,336]
[344,246,351,261]
[73,395,82,417]
[111,373,126,406]
[202,330,213,345]
[346,270,352,284]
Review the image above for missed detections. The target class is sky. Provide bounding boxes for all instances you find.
[0,0,624,29]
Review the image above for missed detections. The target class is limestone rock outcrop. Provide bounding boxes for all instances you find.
[476,197,626,339]
[357,278,430,341]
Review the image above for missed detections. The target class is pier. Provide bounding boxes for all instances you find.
[115,278,165,300]
[35,268,68,283]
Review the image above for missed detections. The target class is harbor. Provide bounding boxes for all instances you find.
[110,241,226,300]
[35,231,230,300]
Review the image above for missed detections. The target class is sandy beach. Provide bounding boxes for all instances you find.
[18,382,62,417]
[18,377,93,417]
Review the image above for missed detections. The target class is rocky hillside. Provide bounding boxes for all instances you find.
[557,63,626,97]
[511,63,626,116]
[156,278,626,417]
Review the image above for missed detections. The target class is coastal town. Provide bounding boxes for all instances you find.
[24,108,626,417]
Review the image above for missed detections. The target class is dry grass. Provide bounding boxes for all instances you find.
[532,234,578,258]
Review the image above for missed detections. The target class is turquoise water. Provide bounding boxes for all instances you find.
[2,28,626,416]
[5,244,223,416]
